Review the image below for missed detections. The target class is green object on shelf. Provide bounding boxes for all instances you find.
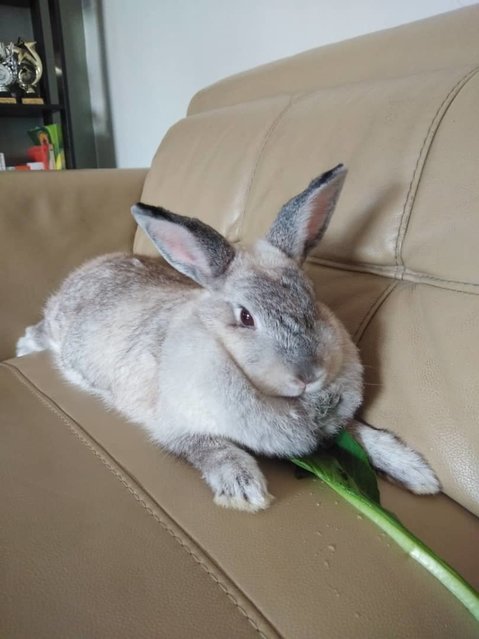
[291,431,479,622]
[28,123,65,170]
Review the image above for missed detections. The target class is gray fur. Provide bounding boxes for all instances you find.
[16,166,439,511]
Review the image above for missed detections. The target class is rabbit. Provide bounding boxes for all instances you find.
[16,164,440,511]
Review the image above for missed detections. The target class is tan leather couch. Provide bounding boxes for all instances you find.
[1,6,478,638]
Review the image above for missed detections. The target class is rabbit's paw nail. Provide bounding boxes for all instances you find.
[209,465,273,512]
[214,490,273,512]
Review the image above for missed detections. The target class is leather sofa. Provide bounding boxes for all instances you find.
[1,6,478,638]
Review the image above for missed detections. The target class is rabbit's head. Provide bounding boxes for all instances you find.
[132,165,348,398]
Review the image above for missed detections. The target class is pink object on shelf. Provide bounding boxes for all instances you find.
[27,144,52,170]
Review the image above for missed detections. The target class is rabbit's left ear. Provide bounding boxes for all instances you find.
[131,203,235,287]
[265,164,347,264]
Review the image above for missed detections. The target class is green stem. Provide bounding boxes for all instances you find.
[292,457,479,622]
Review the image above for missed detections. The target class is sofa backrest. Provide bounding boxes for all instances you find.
[134,6,479,517]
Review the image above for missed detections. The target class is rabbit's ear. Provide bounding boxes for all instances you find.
[265,164,347,264]
[131,204,235,287]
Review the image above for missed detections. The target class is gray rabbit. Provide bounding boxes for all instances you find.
[17,165,439,511]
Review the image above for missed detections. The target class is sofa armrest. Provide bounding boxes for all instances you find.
[0,168,147,361]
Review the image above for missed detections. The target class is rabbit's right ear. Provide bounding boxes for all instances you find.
[266,164,347,264]
[131,203,235,287]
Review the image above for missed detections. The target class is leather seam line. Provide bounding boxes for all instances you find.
[353,280,399,343]
[393,65,479,272]
[1,362,276,639]
[188,63,477,116]
[307,257,479,293]
[234,96,294,240]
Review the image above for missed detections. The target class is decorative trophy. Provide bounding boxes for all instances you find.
[0,42,18,104]
[13,38,44,104]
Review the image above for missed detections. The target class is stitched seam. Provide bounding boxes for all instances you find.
[232,96,294,240]
[394,65,479,271]
[353,281,399,342]
[309,256,396,275]
[188,63,477,116]
[402,270,479,288]
[355,282,400,346]
[351,278,476,347]
[308,257,479,293]
[2,363,274,639]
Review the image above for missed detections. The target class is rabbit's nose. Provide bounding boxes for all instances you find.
[298,372,315,385]
[300,366,327,394]
[284,377,307,397]
[296,364,317,385]
[293,378,307,392]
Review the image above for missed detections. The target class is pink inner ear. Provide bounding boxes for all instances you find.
[306,189,330,239]
[153,219,210,275]
[165,236,197,266]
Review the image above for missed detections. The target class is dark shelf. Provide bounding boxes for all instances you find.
[0,0,31,8]
[1,0,99,168]
[0,103,63,117]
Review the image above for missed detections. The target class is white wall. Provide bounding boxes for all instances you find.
[100,0,476,168]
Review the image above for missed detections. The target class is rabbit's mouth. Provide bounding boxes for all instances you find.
[304,377,326,394]
[252,378,306,399]
[248,370,331,399]
[246,373,309,399]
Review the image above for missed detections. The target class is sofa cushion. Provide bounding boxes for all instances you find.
[1,353,478,638]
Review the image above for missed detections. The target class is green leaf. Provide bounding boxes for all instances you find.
[332,431,380,504]
[291,438,479,622]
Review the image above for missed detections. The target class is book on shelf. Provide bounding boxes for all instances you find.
[28,123,65,170]
[0,123,65,171]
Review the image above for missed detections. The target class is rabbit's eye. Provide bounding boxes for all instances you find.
[240,307,255,328]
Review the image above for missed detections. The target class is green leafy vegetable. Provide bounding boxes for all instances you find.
[333,430,380,503]
[291,432,479,622]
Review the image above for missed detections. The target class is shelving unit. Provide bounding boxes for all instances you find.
[0,103,63,117]
[0,0,98,169]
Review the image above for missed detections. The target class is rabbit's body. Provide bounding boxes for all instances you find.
[41,254,196,428]
[17,166,440,510]
[39,252,362,461]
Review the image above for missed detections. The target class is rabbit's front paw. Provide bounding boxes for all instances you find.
[391,447,441,495]
[313,390,342,421]
[351,422,441,495]
[207,455,273,513]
